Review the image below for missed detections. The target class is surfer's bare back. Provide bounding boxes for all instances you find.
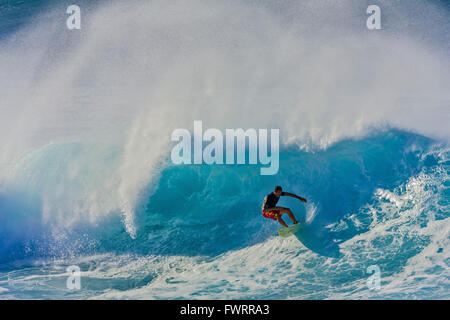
[261,186,307,228]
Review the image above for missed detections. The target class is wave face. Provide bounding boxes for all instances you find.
[0,0,449,299]
[0,130,448,299]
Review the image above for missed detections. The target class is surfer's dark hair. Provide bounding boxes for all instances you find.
[275,186,282,192]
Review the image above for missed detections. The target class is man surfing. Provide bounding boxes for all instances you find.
[261,186,307,228]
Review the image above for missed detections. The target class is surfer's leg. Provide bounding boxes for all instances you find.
[277,207,298,224]
[276,215,289,228]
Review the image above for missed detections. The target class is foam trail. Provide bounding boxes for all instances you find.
[306,203,318,224]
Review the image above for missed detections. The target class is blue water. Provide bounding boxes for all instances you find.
[0,0,449,299]
[0,129,448,299]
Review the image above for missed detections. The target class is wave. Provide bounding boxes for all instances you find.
[0,129,446,262]
[0,0,449,232]
[0,129,447,299]
[0,0,449,298]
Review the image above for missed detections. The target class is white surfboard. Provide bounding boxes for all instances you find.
[277,223,303,238]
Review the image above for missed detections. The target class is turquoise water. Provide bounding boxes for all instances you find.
[0,130,448,299]
[0,0,448,299]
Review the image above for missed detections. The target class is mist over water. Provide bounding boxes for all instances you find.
[0,0,448,299]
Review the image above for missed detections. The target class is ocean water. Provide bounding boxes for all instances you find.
[0,0,449,299]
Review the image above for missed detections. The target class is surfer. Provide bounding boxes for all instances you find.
[261,186,307,228]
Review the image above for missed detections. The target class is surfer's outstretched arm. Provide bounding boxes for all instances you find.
[282,192,307,203]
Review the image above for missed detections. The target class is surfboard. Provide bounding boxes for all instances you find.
[278,223,303,238]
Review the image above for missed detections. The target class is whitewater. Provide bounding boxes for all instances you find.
[0,0,449,299]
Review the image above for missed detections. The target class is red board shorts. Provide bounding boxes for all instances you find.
[262,209,280,220]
